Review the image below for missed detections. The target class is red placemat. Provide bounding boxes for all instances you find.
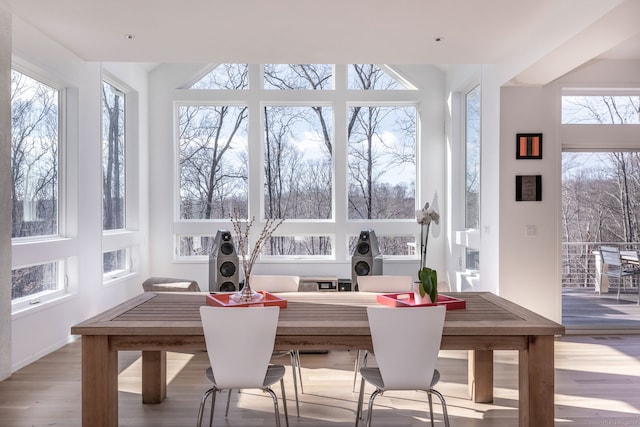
[206,291,287,308]
[376,292,466,310]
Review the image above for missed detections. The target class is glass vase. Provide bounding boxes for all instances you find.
[230,276,264,303]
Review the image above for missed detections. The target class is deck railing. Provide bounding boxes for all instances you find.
[562,242,640,288]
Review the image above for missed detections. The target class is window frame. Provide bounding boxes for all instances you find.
[100,73,139,284]
[10,62,70,312]
[452,81,481,275]
[173,64,422,263]
[463,84,481,272]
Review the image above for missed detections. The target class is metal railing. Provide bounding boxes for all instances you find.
[562,242,640,288]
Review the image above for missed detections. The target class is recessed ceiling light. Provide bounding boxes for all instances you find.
[434,37,444,42]
[124,34,135,40]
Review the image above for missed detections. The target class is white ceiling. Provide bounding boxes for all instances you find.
[5,0,640,85]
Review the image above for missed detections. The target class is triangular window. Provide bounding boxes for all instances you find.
[189,64,249,90]
[348,64,409,90]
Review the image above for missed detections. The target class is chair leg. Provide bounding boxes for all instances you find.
[209,389,217,427]
[196,388,214,427]
[365,389,382,427]
[353,350,370,392]
[429,388,450,427]
[352,349,361,392]
[295,350,304,394]
[288,351,300,417]
[264,387,281,427]
[280,378,290,427]
[355,377,366,425]
[225,389,232,417]
[427,391,435,427]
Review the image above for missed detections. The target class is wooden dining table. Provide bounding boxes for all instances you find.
[70,291,564,427]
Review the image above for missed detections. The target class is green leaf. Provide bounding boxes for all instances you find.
[418,267,438,302]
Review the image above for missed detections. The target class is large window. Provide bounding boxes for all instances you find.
[102,81,126,231]
[464,85,481,271]
[263,105,333,220]
[101,76,138,283]
[175,64,419,260]
[11,68,64,304]
[561,88,640,290]
[10,70,59,239]
[347,105,416,220]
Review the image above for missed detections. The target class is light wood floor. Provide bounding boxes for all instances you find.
[1,335,640,426]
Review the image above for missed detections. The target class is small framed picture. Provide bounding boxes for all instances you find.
[516,133,542,159]
[516,175,542,201]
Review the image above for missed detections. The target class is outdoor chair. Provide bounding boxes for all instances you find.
[198,305,289,427]
[355,305,449,427]
[599,246,640,304]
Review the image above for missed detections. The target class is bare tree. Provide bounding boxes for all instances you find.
[102,82,125,231]
[10,70,58,238]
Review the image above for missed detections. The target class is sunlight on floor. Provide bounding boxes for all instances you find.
[118,352,195,394]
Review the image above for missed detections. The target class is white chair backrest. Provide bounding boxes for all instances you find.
[357,275,412,293]
[199,305,280,389]
[366,305,445,390]
[600,246,622,267]
[249,275,300,292]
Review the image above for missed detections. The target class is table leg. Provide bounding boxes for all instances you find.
[82,335,118,427]
[519,335,554,427]
[142,350,167,403]
[468,350,494,403]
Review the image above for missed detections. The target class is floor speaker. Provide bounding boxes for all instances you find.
[351,229,383,290]
[208,230,239,292]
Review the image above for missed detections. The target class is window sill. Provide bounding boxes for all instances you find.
[11,292,77,320]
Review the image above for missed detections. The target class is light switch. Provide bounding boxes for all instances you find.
[526,225,537,236]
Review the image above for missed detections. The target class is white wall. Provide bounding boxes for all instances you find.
[0,2,12,381]
[148,64,447,288]
[7,18,150,372]
[496,59,640,323]
[498,85,561,322]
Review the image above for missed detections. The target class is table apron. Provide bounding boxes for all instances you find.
[109,334,532,352]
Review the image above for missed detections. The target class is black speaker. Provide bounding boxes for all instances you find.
[351,229,383,290]
[208,230,239,292]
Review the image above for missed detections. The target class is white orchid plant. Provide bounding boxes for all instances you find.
[416,202,440,303]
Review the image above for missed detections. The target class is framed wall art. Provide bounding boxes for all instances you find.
[515,175,542,201]
[516,133,542,159]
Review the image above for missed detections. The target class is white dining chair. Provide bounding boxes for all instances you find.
[356,305,449,427]
[599,246,640,304]
[352,275,413,391]
[243,274,303,417]
[198,305,289,427]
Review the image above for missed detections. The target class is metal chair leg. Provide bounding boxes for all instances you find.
[196,388,214,427]
[264,387,281,427]
[208,389,217,427]
[355,377,366,425]
[280,378,290,427]
[225,389,232,417]
[430,389,450,427]
[365,389,381,427]
[352,350,362,392]
[427,391,435,427]
[295,350,304,394]
[289,351,300,417]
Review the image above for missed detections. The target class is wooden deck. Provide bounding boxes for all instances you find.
[563,287,640,333]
